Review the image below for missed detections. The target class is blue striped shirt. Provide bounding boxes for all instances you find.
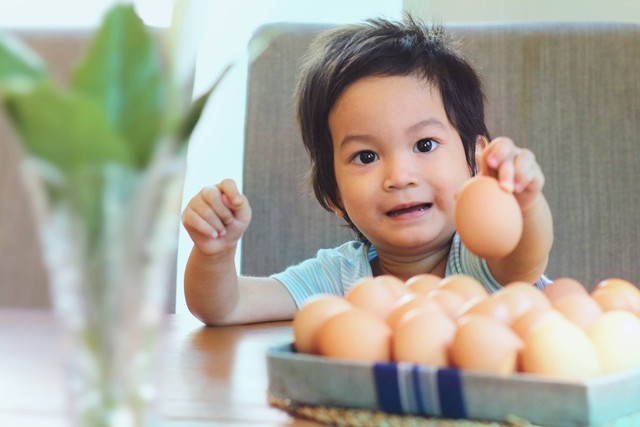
[271,233,551,308]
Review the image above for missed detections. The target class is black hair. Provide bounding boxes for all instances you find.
[295,16,490,239]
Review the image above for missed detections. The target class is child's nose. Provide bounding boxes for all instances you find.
[383,156,418,190]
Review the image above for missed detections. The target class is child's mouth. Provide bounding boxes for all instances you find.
[386,203,432,217]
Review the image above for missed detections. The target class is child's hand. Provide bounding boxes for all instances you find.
[478,137,545,211]
[181,179,252,257]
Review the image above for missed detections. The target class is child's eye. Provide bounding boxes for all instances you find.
[352,151,378,165]
[414,138,439,153]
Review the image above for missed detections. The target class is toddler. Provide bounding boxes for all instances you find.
[181,17,554,326]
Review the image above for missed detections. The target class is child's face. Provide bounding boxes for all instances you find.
[328,74,473,257]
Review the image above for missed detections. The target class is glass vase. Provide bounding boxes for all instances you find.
[24,147,184,427]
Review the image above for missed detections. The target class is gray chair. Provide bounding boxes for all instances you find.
[241,22,640,291]
[0,30,91,308]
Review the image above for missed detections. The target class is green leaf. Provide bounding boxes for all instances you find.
[72,4,167,168]
[178,63,233,143]
[177,25,283,143]
[4,82,134,173]
[0,33,49,94]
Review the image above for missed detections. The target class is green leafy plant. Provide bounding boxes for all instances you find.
[0,4,231,249]
[1,5,199,169]
[0,6,286,424]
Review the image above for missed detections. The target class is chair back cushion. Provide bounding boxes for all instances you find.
[241,22,640,290]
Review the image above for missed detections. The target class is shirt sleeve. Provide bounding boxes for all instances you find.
[446,233,551,292]
[270,241,373,308]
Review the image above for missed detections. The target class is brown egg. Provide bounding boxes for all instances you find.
[591,287,638,314]
[454,176,523,259]
[450,315,523,374]
[521,315,600,380]
[588,310,640,374]
[374,275,413,300]
[511,306,562,341]
[457,295,512,324]
[427,288,467,320]
[345,277,401,319]
[405,274,441,294]
[317,307,392,363]
[542,277,588,303]
[437,274,489,304]
[552,294,603,331]
[292,294,352,354]
[492,282,551,321]
[393,309,456,367]
[386,293,443,329]
[592,278,640,314]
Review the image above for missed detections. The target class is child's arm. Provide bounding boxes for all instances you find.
[182,179,297,326]
[478,137,554,285]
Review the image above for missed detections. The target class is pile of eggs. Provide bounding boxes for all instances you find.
[292,274,640,380]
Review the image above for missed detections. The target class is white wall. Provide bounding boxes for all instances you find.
[176,0,402,314]
[0,0,174,28]
[403,0,640,23]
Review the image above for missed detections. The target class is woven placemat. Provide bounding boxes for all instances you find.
[268,394,541,427]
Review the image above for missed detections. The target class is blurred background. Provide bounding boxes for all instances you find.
[2,0,638,314]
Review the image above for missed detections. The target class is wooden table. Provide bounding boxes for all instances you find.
[0,309,321,426]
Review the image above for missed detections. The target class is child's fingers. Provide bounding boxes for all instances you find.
[497,159,516,193]
[216,179,245,208]
[184,186,230,238]
[215,179,251,223]
[483,138,544,195]
[482,137,515,170]
[181,207,219,239]
[479,137,507,177]
[201,186,235,234]
[513,150,544,194]
[480,137,517,191]
[478,137,546,211]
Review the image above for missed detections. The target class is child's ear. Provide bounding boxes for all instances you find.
[326,197,345,218]
[474,135,489,174]
[330,203,345,218]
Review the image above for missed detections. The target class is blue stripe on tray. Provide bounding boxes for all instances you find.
[374,363,403,413]
[375,363,466,418]
[437,368,467,418]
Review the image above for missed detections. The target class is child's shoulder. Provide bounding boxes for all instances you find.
[318,240,368,261]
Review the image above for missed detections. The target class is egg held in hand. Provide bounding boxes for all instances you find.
[454,176,523,259]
